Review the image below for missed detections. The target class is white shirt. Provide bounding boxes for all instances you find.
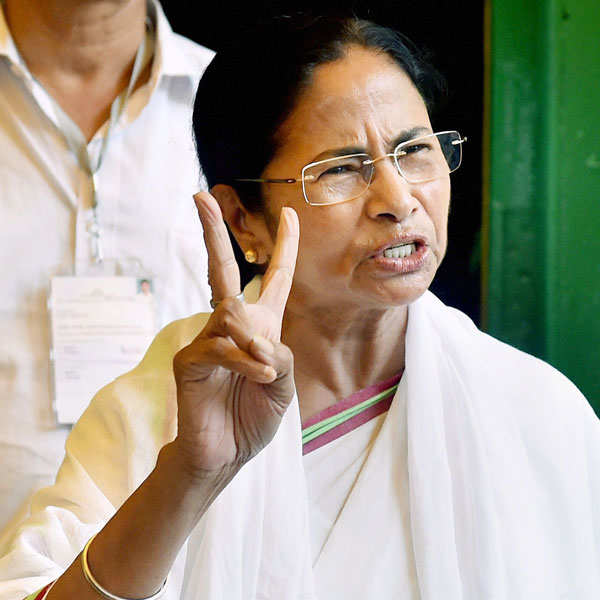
[0,0,214,529]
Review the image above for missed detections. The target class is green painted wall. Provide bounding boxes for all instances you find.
[485,0,600,410]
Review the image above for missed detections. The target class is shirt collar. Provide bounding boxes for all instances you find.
[149,0,199,80]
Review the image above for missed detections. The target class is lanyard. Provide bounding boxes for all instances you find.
[47,22,155,264]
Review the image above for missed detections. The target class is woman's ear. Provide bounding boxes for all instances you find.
[210,184,273,264]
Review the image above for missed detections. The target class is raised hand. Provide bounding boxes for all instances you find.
[172,192,299,480]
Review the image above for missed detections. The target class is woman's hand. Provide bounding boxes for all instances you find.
[172,192,299,481]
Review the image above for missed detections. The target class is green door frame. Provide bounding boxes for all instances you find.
[484,0,600,409]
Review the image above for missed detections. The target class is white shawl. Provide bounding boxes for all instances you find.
[1,291,598,599]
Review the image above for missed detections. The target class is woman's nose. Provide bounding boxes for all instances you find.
[363,159,419,222]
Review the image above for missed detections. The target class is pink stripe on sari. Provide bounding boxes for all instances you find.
[302,372,402,455]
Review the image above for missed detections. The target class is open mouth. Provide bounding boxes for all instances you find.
[368,238,429,274]
[382,243,417,259]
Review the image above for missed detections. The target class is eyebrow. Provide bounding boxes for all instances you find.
[390,126,432,148]
[310,126,433,162]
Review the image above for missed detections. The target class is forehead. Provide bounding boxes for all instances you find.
[275,45,431,156]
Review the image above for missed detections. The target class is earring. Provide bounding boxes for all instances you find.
[244,249,257,263]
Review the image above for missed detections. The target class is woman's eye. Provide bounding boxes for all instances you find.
[320,163,359,178]
[324,165,348,175]
[403,143,430,155]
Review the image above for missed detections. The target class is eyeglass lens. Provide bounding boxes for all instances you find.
[302,131,462,205]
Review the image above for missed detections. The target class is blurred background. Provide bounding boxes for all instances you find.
[163,0,600,409]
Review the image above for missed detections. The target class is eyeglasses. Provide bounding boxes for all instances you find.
[235,130,466,206]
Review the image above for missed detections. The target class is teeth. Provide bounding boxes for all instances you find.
[383,243,417,259]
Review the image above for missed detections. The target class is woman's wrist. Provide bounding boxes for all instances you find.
[77,441,229,599]
[45,441,242,600]
[163,437,241,495]
[82,534,167,600]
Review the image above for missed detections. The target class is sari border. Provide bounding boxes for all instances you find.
[302,373,401,456]
[26,581,55,600]
[301,372,402,430]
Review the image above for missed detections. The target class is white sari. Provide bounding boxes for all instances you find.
[183,290,600,599]
[304,376,420,599]
[1,290,599,600]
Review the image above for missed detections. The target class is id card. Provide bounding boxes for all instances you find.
[49,276,157,424]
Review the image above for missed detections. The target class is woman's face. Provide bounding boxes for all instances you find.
[259,45,451,311]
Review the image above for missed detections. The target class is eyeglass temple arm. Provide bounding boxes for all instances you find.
[234,178,299,184]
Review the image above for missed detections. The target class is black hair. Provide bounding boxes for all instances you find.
[193,13,446,213]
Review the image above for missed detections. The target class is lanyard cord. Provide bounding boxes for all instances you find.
[66,22,154,263]
[29,19,155,263]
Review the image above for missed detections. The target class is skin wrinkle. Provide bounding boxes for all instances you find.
[287,305,408,398]
[274,45,408,154]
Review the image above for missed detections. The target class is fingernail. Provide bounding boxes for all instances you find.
[262,365,277,381]
[193,193,205,213]
[282,206,298,233]
[251,335,274,357]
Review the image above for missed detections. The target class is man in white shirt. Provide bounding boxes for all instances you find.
[0,0,214,530]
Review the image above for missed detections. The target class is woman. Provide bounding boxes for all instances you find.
[2,14,599,600]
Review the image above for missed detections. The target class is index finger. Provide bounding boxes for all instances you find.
[258,206,299,320]
[194,192,241,305]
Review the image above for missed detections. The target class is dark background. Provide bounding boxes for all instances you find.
[162,0,484,324]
